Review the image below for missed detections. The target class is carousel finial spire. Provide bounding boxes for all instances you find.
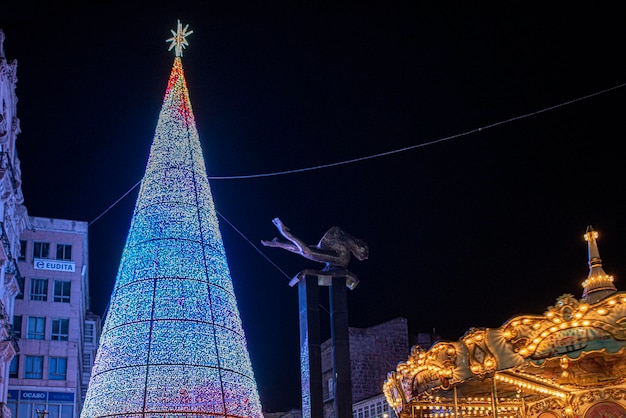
[582,225,617,303]
[166,20,193,57]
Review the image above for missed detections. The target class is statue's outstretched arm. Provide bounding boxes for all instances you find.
[262,218,333,264]
[261,218,308,255]
[261,237,299,253]
[271,218,311,255]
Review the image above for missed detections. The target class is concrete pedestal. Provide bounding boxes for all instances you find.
[294,271,354,418]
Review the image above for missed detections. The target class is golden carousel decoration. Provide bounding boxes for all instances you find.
[384,226,626,418]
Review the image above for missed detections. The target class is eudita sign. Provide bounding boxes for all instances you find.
[34,258,75,273]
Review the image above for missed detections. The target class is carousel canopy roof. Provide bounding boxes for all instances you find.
[384,226,626,417]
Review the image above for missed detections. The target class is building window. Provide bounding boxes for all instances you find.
[9,356,18,378]
[19,240,27,261]
[53,280,71,303]
[82,383,88,403]
[84,322,95,344]
[24,355,44,379]
[48,404,74,418]
[14,403,49,418]
[49,357,68,380]
[33,241,50,259]
[30,278,48,301]
[27,317,46,340]
[12,315,21,339]
[56,243,72,261]
[16,276,24,300]
[7,399,16,418]
[51,318,69,341]
[82,352,92,371]
[325,377,335,401]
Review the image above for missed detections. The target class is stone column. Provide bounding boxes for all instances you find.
[330,276,352,418]
[298,275,323,418]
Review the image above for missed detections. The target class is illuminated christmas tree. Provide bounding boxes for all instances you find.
[81,22,263,417]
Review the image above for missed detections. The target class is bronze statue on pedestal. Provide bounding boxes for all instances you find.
[262,217,368,289]
[262,217,368,418]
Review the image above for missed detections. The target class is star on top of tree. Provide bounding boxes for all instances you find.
[167,20,193,57]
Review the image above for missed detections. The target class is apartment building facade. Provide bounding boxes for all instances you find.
[9,217,95,418]
[0,29,31,417]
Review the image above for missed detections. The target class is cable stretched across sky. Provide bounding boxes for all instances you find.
[88,82,625,227]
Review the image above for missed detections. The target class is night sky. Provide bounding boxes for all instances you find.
[3,3,626,412]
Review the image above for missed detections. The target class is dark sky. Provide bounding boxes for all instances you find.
[3,2,626,412]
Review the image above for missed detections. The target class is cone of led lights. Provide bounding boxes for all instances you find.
[81,22,263,417]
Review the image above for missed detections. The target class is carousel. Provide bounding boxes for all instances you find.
[384,226,626,418]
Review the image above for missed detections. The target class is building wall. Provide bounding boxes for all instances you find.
[9,217,93,418]
[80,312,100,405]
[321,317,419,418]
[275,316,438,418]
[0,29,30,417]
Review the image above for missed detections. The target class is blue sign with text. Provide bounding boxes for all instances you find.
[49,392,75,402]
[20,391,47,401]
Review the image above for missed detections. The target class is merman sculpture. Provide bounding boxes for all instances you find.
[261,217,368,289]
[262,217,368,417]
